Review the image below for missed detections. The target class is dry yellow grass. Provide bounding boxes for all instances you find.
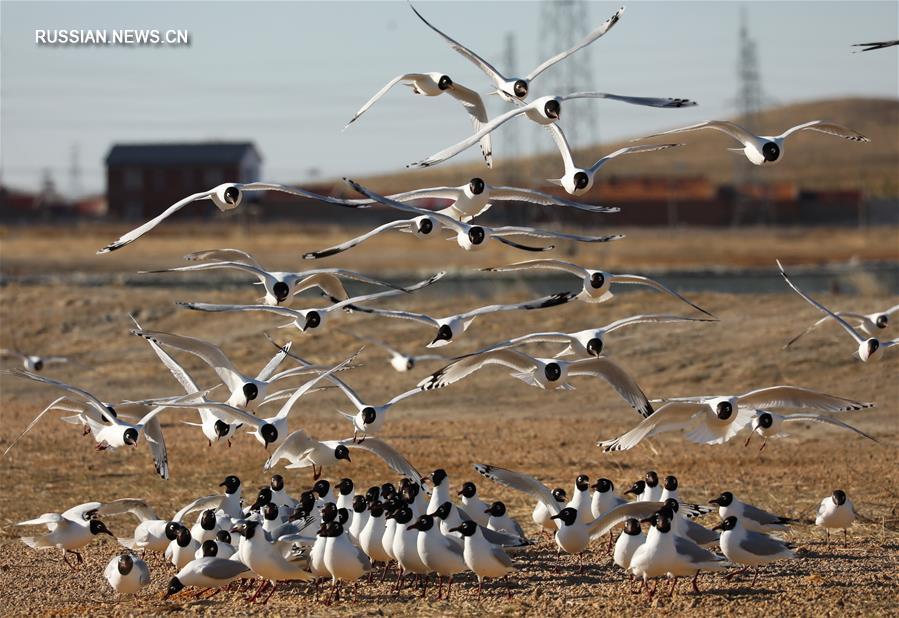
[0,225,897,616]
[1,223,897,276]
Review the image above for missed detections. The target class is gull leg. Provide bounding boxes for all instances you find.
[446,575,453,600]
[725,566,748,581]
[477,579,483,602]
[630,575,643,595]
[248,580,268,602]
[260,581,277,604]
[691,571,701,593]
[751,567,760,587]
[668,576,677,597]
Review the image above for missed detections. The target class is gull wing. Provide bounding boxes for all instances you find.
[737,385,873,413]
[97,191,212,253]
[473,464,558,515]
[526,6,625,80]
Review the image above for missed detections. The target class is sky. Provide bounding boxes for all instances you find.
[1,0,897,196]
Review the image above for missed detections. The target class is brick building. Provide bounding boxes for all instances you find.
[105,142,261,220]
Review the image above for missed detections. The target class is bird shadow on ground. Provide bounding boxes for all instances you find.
[798,548,868,560]
[700,584,776,599]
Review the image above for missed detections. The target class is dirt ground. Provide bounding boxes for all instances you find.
[0,225,897,616]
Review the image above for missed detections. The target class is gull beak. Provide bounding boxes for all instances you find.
[711,522,725,531]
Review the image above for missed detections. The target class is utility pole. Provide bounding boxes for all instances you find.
[69,142,82,199]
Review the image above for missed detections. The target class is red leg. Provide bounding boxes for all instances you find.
[692,572,701,594]
[260,581,277,604]
[248,580,265,602]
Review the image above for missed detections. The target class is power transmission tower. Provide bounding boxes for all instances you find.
[534,0,598,233]
[501,32,522,186]
[731,9,768,225]
[732,8,766,225]
[536,0,598,155]
[736,9,763,133]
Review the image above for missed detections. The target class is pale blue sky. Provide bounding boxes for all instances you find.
[1,0,897,195]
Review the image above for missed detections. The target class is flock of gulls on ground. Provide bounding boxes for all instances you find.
[3,3,895,606]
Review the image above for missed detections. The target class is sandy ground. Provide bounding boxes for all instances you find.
[0,225,897,616]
